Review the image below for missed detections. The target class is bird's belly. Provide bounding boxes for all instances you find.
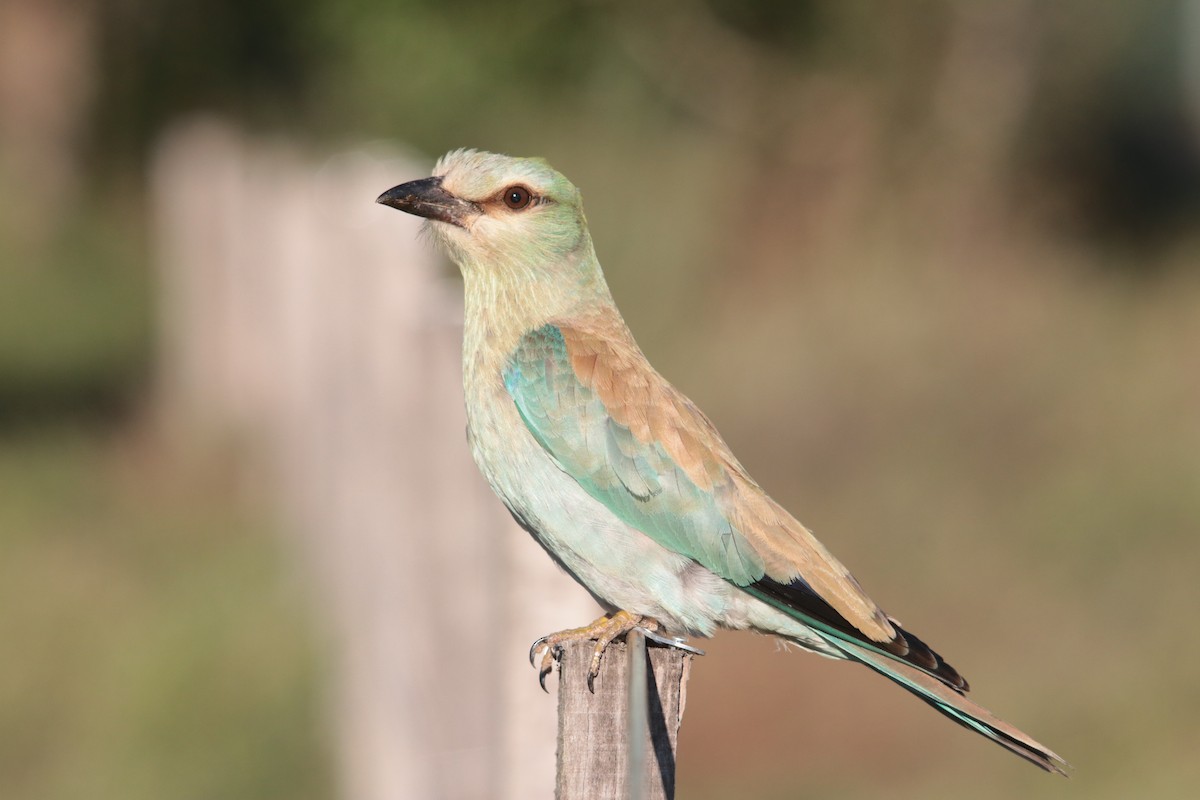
[464,384,845,654]
[465,394,736,635]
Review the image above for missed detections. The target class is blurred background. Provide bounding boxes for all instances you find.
[3,1,1200,798]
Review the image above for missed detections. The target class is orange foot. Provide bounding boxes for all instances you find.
[529,610,656,692]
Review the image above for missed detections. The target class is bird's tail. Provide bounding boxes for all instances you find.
[816,633,1069,775]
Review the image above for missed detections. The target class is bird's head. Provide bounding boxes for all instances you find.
[377,149,593,280]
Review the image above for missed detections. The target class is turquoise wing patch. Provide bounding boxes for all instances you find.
[503,325,765,585]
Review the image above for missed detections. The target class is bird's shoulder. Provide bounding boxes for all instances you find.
[512,309,738,494]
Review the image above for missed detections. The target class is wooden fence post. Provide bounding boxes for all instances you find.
[556,635,693,800]
[152,119,600,800]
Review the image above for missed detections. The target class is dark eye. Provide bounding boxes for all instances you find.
[503,185,533,210]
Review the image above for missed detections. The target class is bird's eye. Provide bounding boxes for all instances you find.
[503,185,533,210]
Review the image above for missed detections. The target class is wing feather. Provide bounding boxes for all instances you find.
[503,313,958,680]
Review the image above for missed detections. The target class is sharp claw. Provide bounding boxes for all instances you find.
[529,637,547,667]
[586,646,605,693]
[536,644,561,693]
[529,612,661,692]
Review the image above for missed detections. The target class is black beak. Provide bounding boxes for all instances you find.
[376,176,477,228]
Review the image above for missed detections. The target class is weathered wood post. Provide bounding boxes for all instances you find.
[151,120,600,800]
[556,635,693,800]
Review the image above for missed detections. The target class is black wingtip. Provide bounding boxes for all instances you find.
[751,576,968,691]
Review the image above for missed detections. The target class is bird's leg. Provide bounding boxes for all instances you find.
[529,610,654,692]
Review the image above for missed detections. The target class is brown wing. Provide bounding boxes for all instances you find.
[557,310,898,642]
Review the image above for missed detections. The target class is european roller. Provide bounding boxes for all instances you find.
[377,149,1066,774]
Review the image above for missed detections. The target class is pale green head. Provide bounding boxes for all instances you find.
[378,149,595,280]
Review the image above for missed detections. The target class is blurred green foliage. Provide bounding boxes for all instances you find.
[0,209,149,428]
[92,0,325,169]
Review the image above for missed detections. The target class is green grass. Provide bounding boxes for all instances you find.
[0,428,332,800]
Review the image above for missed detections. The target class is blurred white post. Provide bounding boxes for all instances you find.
[151,118,597,800]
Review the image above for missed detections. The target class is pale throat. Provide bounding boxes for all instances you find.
[458,250,611,391]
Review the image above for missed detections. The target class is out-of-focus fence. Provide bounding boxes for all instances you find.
[151,119,597,800]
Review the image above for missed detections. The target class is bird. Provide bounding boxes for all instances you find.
[377,149,1067,775]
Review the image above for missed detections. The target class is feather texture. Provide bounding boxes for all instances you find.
[506,309,902,643]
